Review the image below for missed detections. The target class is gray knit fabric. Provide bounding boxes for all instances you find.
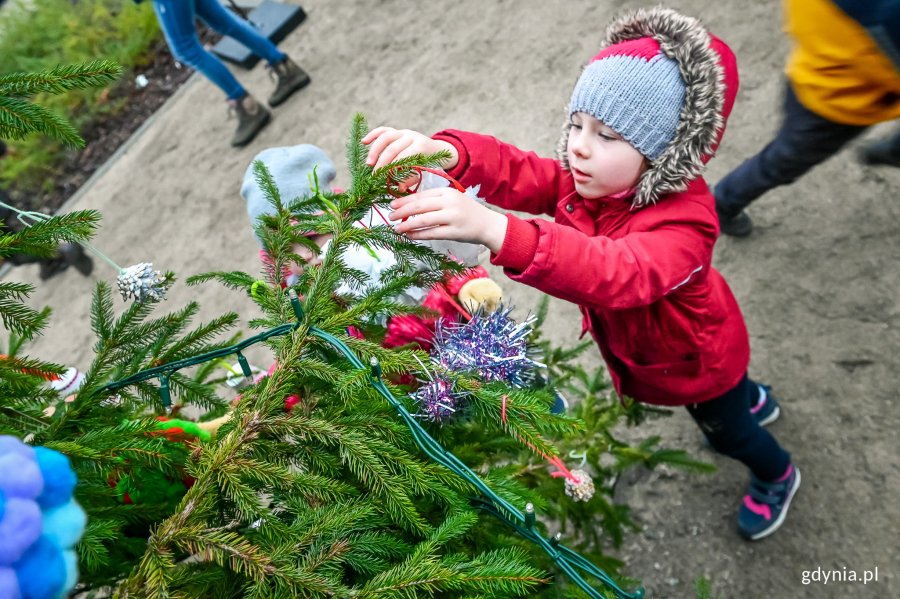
[241,144,336,246]
[569,54,685,160]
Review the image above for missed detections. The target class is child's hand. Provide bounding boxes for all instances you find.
[389,187,507,253]
[363,127,459,173]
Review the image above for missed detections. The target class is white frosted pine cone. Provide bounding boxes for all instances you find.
[117,262,167,303]
[564,469,595,502]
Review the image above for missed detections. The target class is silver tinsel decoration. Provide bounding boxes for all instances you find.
[431,306,544,387]
[564,469,595,502]
[410,376,461,423]
[117,263,167,303]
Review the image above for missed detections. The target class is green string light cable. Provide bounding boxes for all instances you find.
[101,290,644,599]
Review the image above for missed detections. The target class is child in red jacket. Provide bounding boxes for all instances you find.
[363,7,799,541]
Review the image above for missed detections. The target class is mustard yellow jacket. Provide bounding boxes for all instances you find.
[786,0,900,125]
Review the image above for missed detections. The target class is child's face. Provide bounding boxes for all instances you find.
[289,233,333,275]
[566,112,646,199]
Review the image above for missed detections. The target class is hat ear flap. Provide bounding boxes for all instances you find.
[556,120,573,172]
[608,8,726,207]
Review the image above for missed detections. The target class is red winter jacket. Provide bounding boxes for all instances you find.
[433,20,746,406]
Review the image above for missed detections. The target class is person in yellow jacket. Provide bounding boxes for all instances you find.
[715,0,900,236]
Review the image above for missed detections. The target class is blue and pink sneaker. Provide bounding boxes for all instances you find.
[738,463,801,540]
[751,384,780,427]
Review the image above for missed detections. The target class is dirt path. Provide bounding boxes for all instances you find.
[6,1,897,596]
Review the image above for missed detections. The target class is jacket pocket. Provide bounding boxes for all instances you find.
[620,354,701,382]
[616,355,703,404]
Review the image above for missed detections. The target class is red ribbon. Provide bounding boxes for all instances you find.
[386,165,465,198]
[500,394,580,484]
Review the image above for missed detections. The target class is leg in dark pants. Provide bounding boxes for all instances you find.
[687,374,790,482]
[715,83,867,219]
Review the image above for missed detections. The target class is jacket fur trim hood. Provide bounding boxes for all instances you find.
[558,7,736,207]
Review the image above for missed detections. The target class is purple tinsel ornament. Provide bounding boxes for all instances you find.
[410,376,460,423]
[431,306,543,387]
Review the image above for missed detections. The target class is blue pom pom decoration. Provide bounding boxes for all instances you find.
[0,567,22,599]
[0,454,43,501]
[0,498,42,564]
[33,448,75,510]
[0,436,85,599]
[0,437,34,460]
[15,536,66,599]
[41,500,86,548]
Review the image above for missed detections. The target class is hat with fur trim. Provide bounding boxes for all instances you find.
[559,7,733,207]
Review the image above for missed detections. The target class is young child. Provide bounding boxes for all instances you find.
[239,144,503,350]
[363,6,799,540]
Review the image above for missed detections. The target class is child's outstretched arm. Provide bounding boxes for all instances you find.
[495,208,719,310]
[387,187,508,253]
[431,130,565,217]
[364,126,509,252]
[365,127,564,217]
[363,127,459,174]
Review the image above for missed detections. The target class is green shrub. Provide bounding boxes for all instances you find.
[0,0,161,195]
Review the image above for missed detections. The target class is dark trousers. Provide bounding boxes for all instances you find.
[686,374,791,482]
[714,83,868,216]
[6,253,45,266]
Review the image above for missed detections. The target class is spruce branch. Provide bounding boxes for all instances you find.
[0,60,122,97]
[0,95,83,147]
[0,60,121,147]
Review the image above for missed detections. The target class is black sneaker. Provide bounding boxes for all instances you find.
[38,255,68,280]
[59,242,93,276]
[859,137,900,168]
[716,208,754,237]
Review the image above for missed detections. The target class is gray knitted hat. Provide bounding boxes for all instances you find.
[569,37,685,160]
[559,7,730,207]
[241,144,336,244]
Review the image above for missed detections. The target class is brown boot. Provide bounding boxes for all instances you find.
[267,57,310,107]
[230,95,271,147]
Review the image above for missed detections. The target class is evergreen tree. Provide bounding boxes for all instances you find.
[1,67,709,597]
[1,60,117,432]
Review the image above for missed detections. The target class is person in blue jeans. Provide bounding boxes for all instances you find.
[146,0,311,147]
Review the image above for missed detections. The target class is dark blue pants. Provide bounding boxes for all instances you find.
[152,0,286,100]
[714,83,868,216]
[686,374,790,481]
